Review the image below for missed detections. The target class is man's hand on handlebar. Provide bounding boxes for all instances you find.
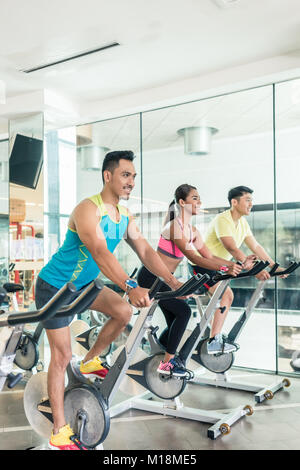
[128,287,152,308]
[242,254,257,271]
[255,270,271,281]
[272,266,289,279]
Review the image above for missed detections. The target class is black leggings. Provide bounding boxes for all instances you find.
[137,266,191,355]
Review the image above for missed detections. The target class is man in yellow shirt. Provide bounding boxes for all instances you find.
[204,185,275,351]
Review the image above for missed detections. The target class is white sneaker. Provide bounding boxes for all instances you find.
[207,334,236,355]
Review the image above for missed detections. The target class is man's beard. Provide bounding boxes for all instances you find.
[120,186,132,200]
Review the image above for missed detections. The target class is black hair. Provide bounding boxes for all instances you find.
[228,186,253,205]
[101,150,135,182]
[164,183,197,225]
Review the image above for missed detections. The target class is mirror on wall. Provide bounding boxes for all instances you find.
[9,113,44,310]
[76,114,142,278]
[142,85,276,372]
[44,115,141,284]
[275,79,300,374]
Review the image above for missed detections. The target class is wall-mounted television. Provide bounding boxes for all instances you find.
[9,133,43,189]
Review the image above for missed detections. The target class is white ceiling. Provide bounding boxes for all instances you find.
[77,80,300,153]
[1,0,300,128]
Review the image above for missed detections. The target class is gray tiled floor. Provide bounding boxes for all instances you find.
[1,369,300,451]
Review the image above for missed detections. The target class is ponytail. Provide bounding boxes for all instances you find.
[163,199,176,226]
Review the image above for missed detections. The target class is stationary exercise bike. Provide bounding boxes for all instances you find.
[3,274,47,373]
[0,285,23,390]
[12,269,137,371]
[118,262,267,439]
[0,282,25,385]
[0,280,83,392]
[23,274,206,449]
[72,269,139,359]
[71,310,113,359]
[189,261,300,403]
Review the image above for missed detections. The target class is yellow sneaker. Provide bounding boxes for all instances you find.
[48,424,87,450]
[79,356,109,380]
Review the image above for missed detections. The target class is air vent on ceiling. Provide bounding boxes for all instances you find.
[212,0,241,8]
[177,127,218,155]
[78,145,109,171]
[20,42,120,73]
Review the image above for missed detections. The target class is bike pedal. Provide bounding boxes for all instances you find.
[183,370,194,380]
[93,377,104,385]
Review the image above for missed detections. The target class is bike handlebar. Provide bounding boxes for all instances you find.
[54,278,104,317]
[270,261,300,277]
[148,278,164,299]
[0,278,105,327]
[269,263,280,275]
[129,268,138,279]
[149,274,210,301]
[1,282,76,327]
[213,260,269,283]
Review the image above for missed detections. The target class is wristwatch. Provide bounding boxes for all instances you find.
[125,279,138,294]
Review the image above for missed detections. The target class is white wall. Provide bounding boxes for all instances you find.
[276,127,300,203]
[76,162,103,204]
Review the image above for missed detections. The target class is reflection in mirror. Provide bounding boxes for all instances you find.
[9,113,44,310]
[142,86,276,372]
[275,79,300,374]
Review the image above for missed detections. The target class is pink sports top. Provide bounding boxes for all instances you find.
[157,219,194,260]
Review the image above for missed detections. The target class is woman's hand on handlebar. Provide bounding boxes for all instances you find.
[228,263,243,277]
[170,279,192,299]
[128,287,152,308]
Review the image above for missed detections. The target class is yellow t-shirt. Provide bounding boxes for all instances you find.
[205,209,253,260]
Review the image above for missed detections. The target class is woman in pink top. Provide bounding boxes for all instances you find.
[137,184,242,377]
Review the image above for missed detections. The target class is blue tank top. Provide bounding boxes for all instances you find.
[39,193,129,289]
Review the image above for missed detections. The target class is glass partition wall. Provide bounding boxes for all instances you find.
[9,113,44,309]
[274,79,300,375]
[45,114,142,280]
[77,114,142,281]
[142,86,276,372]
[42,79,300,376]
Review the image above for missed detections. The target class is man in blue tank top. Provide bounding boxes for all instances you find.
[35,150,183,450]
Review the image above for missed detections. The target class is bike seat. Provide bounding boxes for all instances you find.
[3,282,25,293]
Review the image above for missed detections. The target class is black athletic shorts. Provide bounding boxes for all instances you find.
[35,276,95,330]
